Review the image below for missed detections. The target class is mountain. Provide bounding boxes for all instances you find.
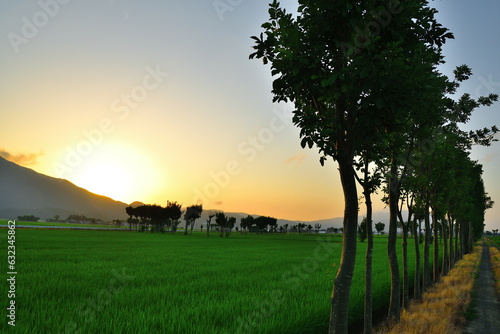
[0,156,128,221]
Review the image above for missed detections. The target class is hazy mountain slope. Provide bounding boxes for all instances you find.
[0,157,128,221]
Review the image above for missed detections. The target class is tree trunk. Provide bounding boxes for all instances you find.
[460,221,467,257]
[190,220,195,234]
[448,214,454,267]
[423,204,431,289]
[387,161,400,322]
[413,217,421,300]
[432,210,440,282]
[363,188,373,334]
[468,221,473,254]
[441,217,448,276]
[329,158,358,334]
[206,217,213,237]
[401,218,409,309]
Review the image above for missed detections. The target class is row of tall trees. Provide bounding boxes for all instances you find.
[250,1,497,333]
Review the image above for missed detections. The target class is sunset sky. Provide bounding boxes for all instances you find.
[1,1,499,229]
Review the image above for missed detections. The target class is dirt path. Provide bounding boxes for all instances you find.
[463,242,500,334]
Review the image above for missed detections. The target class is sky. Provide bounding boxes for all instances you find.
[1,0,499,230]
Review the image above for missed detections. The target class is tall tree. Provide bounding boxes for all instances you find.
[251,1,454,330]
[354,153,382,333]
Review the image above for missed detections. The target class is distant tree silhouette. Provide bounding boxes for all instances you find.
[215,212,227,237]
[17,215,39,222]
[267,217,277,233]
[165,201,182,234]
[358,219,367,242]
[206,214,215,236]
[375,222,385,235]
[253,216,277,234]
[46,214,61,222]
[125,206,138,231]
[326,227,340,234]
[240,215,254,233]
[184,204,203,235]
[125,202,182,233]
[149,204,164,233]
[297,223,307,234]
[227,217,236,237]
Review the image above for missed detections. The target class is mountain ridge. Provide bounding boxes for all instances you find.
[0,156,128,221]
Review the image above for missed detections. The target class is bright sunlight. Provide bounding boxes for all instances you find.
[71,143,164,204]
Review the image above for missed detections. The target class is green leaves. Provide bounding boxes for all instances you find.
[300,137,314,149]
[453,64,472,82]
[320,74,337,88]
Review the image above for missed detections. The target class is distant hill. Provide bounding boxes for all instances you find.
[0,156,129,221]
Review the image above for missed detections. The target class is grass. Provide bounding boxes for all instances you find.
[489,247,500,295]
[487,242,500,296]
[0,225,433,334]
[489,235,500,247]
[378,245,482,334]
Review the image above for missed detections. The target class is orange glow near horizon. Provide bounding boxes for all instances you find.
[66,142,169,205]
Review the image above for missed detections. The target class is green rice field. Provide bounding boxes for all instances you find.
[0,223,431,334]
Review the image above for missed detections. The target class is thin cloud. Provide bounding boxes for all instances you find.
[482,153,498,163]
[285,152,306,165]
[0,149,43,166]
[214,201,223,206]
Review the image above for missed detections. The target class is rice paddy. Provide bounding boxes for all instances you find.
[0,225,430,333]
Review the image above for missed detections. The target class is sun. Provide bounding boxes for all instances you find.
[75,163,131,201]
[71,143,165,204]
